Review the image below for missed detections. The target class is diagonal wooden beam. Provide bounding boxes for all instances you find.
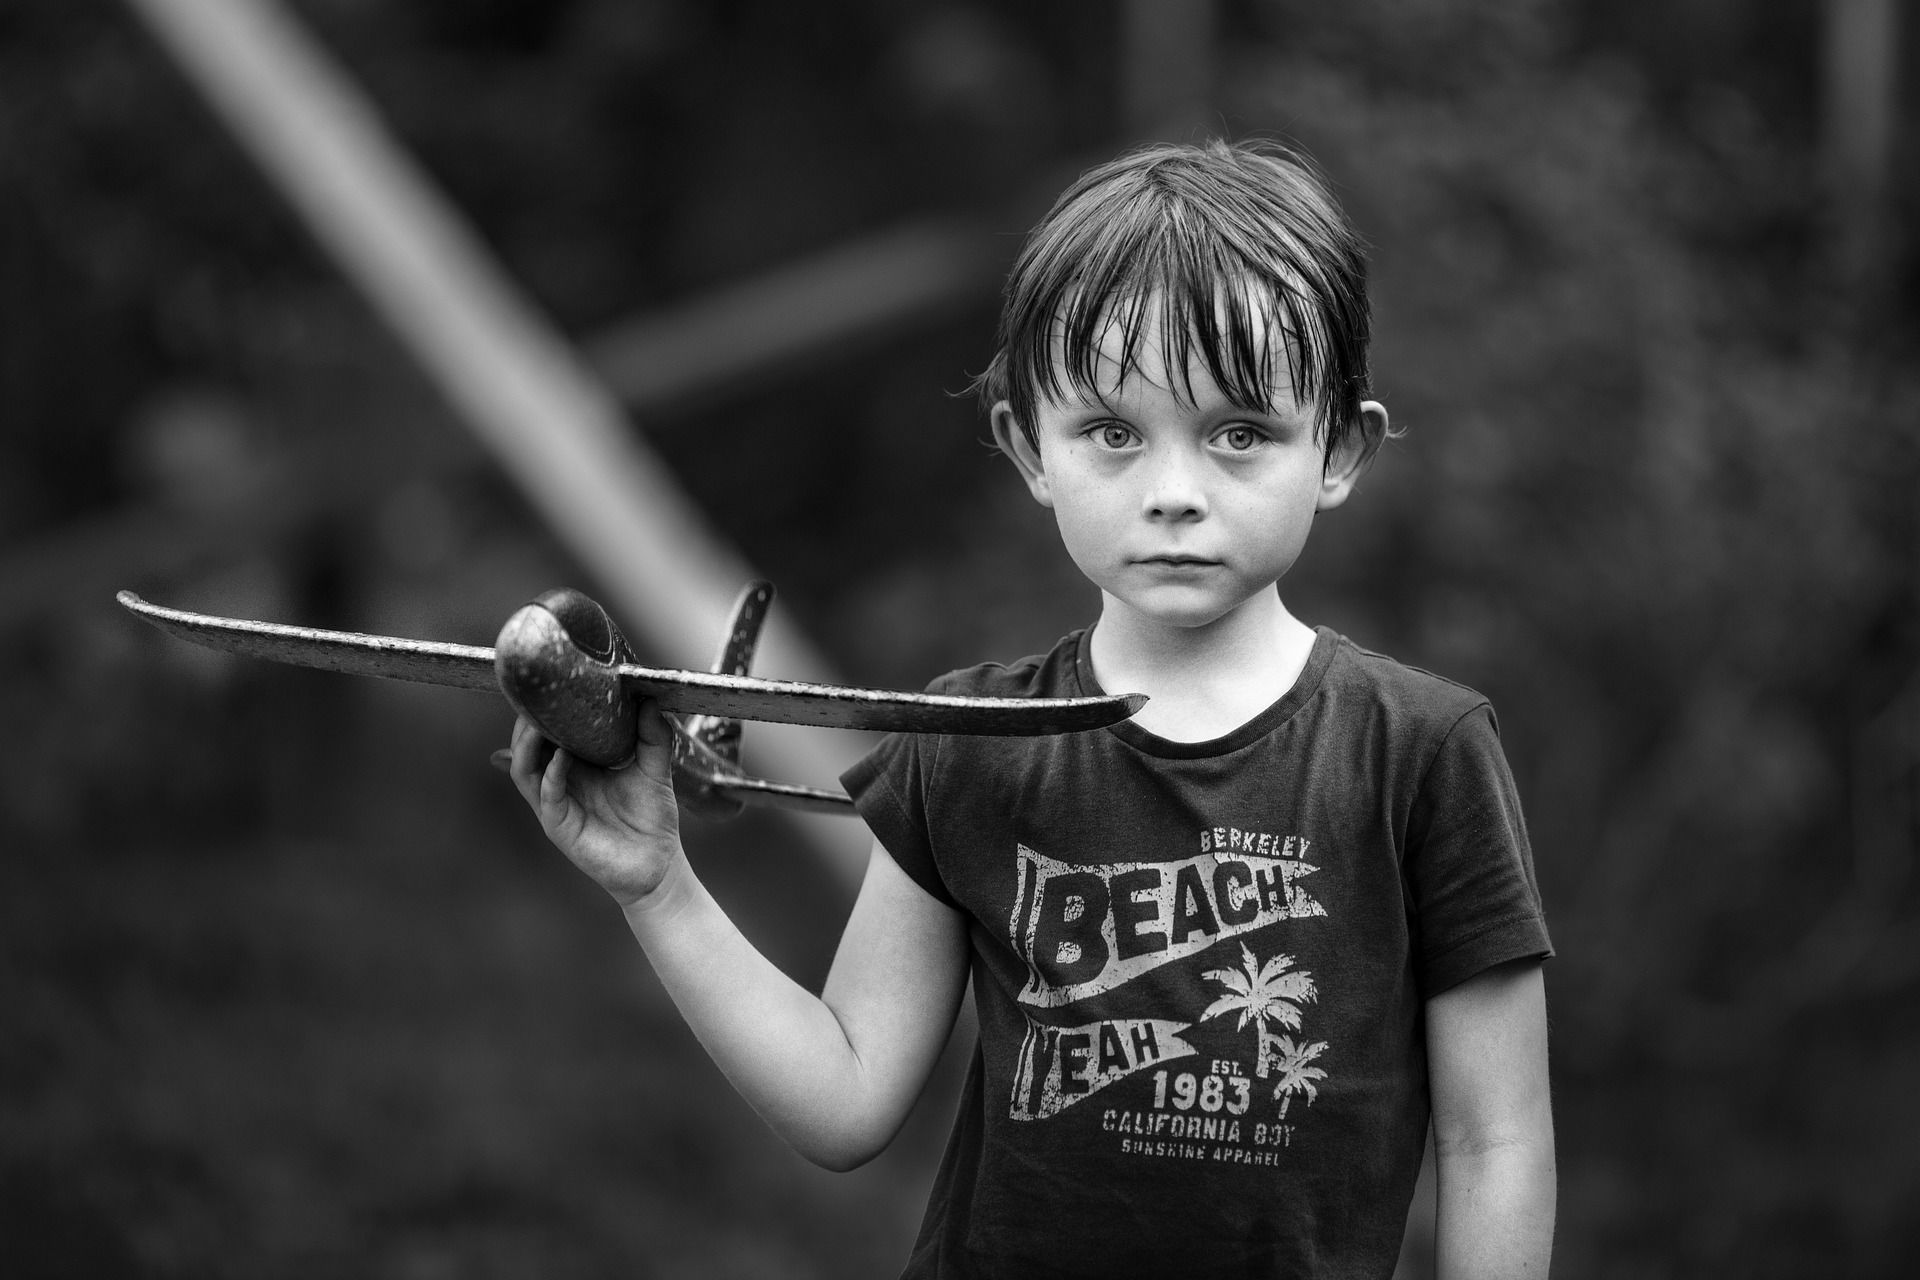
[122,0,874,882]
[584,218,999,416]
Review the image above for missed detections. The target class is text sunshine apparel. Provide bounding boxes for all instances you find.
[844,627,1552,1279]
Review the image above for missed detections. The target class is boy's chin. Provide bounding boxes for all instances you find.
[1103,586,1260,632]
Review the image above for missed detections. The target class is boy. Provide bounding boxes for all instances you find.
[507,138,1554,1278]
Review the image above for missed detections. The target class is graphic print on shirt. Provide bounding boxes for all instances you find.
[1006,829,1334,1163]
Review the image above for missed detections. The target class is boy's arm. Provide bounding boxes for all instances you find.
[625,835,968,1171]
[509,706,969,1172]
[1426,957,1556,1280]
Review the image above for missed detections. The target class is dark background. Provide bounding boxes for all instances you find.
[4,1,1917,1276]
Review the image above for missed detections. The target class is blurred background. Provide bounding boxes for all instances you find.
[3,0,1917,1275]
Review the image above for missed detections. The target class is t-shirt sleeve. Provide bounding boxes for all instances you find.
[840,726,957,908]
[1404,704,1553,996]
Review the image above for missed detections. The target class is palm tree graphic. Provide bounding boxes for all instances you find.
[1199,943,1320,1079]
[1266,1034,1329,1117]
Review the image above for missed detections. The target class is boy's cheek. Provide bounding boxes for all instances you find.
[1045,491,1118,542]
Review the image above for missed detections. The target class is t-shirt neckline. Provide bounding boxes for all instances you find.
[1071,625,1340,759]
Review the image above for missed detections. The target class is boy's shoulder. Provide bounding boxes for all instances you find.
[924,627,1495,740]
[1317,629,1495,733]
[923,630,1083,702]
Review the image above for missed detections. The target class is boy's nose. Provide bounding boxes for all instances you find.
[1142,449,1208,521]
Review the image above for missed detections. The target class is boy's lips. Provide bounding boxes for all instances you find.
[1135,554,1220,568]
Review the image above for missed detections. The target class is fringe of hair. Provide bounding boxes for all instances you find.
[977,139,1373,457]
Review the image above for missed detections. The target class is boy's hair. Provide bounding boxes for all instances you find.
[976,138,1374,459]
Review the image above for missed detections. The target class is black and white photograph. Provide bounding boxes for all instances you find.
[3,1,1915,1276]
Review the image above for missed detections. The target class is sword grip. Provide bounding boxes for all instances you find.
[494,588,640,768]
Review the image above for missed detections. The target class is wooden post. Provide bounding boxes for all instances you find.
[123,0,872,883]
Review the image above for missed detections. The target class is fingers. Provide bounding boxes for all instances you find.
[636,698,674,749]
[505,714,577,820]
[506,707,669,832]
[629,698,677,780]
[507,715,557,804]
[540,741,573,808]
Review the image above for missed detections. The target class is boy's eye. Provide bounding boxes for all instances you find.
[1219,425,1264,451]
[1092,423,1136,449]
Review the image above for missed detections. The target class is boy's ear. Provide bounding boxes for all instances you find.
[1317,400,1389,511]
[991,401,1052,507]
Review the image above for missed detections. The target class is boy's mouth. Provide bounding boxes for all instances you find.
[1137,555,1219,568]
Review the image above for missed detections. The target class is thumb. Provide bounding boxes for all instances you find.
[631,699,675,778]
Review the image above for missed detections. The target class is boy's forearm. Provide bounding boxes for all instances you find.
[1433,1140,1556,1280]
[1425,959,1554,1279]
[619,855,893,1170]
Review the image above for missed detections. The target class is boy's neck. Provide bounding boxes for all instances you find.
[1087,588,1318,743]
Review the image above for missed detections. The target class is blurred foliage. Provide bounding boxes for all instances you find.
[3,0,1918,1276]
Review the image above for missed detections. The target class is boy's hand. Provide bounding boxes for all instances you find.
[506,701,683,908]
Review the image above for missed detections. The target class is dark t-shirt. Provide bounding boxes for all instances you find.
[843,627,1552,1279]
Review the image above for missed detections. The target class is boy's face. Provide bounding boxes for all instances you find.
[994,305,1381,634]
